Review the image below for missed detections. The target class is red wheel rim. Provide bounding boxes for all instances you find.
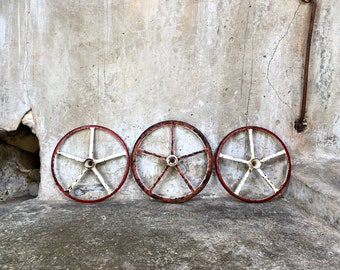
[215,126,291,203]
[51,125,130,203]
[132,120,213,203]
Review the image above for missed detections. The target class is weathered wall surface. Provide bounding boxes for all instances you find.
[1,0,339,201]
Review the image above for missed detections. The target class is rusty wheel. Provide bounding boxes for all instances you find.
[132,120,213,203]
[215,126,291,203]
[51,125,130,203]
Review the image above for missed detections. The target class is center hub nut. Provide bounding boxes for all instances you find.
[250,158,261,169]
[166,155,178,167]
[85,158,95,168]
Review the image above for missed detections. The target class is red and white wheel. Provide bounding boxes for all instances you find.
[132,120,213,203]
[51,125,130,203]
[215,126,291,203]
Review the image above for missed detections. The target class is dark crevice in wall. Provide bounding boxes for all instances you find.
[0,124,40,202]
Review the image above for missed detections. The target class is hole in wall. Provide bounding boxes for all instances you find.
[0,123,40,202]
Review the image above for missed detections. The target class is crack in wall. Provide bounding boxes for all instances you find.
[315,7,334,111]
[239,2,251,98]
[245,1,254,126]
[245,32,255,126]
[23,0,31,108]
[265,3,301,108]
[103,0,109,93]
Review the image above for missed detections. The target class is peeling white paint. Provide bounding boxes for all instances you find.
[332,114,340,138]
[0,16,6,48]
[29,0,47,34]
[21,110,36,134]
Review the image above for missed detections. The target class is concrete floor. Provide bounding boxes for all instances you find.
[0,197,339,269]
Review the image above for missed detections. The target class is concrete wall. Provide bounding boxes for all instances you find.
[1,0,339,201]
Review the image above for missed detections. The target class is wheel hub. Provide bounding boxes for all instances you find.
[250,158,261,169]
[85,158,95,168]
[166,155,179,167]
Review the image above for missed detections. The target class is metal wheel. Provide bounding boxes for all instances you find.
[51,125,130,203]
[132,120,213,203]
[215,126,291,203]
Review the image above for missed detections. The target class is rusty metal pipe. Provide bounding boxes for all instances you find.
[294,0,317,132]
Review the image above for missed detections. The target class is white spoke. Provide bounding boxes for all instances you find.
[235,169,251,195]
[91,167,112,194]
[68,167,89,191]
[256,168,278,193]
[57,151,86,163]
[219,153,248,164]
[89,127,95,159]
[248,129,255,159]
[95,152,126,164]
[260,150,286,163]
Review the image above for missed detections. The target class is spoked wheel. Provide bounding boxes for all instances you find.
[215,126,291,203]
[51,125,130,203]
[132,120,213,203]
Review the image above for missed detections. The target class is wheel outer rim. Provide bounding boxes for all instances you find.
[215,126,291,203]
[51,125,130,203]
[132,120,213,203]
